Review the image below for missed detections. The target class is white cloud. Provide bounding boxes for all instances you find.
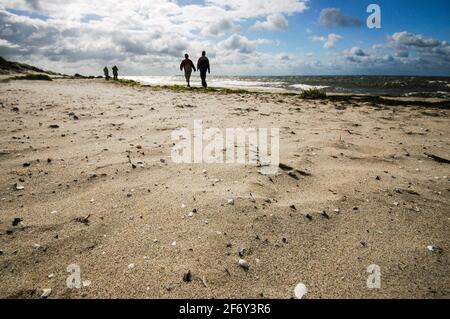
[0,0,309,74]
[219,34,271,54]
[251,13,288,31]
[309,33,342,49]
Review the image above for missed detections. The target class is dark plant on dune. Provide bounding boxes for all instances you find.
[12,73,53,81]
[300,88,327,99]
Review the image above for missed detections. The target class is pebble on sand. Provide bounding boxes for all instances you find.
[41,288,52,298]
[294,283,307,299]
[238,259,250,271]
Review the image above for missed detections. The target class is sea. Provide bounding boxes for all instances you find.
[123,75,450,98]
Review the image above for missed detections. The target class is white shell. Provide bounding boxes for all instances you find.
[294,283,307,299]
[41,288,52,298]
[238,259,249,270]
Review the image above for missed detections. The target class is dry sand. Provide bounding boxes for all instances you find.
[0,79,449,299]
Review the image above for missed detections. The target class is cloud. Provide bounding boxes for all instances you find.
[349,47,368,57]
[202,18,234,36]
[251,13,288,31]
[389,31,450,64]
[309,33,342,49]
[0,0,309,75]
[219,34,271,54]
[390,31,443,48]
[319,8,362,28]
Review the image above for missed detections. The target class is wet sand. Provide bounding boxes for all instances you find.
[0,79,449,298]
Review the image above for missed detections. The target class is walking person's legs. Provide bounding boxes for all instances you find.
[185,71,192,87]
[200,70,207,88]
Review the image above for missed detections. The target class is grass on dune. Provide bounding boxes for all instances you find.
[12,73,53,81]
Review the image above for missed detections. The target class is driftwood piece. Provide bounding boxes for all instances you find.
[424,153,450,164]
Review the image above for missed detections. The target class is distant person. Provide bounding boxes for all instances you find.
[197,51,210,88]
[112,65,118,80]
[103,67,110,80]
[180,54,196,87]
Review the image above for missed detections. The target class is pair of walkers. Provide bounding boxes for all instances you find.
[179,51,210,88]
[103,65,118,80]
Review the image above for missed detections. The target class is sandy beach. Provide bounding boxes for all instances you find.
[0,78,449,299]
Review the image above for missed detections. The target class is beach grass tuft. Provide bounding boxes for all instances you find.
[300,88,327,99]
[12,73,53,81]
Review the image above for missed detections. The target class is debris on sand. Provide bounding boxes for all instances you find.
[14,183,25,191]
[427,245,443,254]
[424,153,450,164]
[183,270,192,282]
[40,288,52,298]
[201,276,208,288]
[48,124,60,129]
[278,163,312,179]
[238,259,250,271]
[294,283,308,299]
[74,214,91,225]
[321,211,330,219]
[12,217,23,226]
[288,171,299,180]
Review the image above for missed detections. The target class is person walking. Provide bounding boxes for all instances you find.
[103,66,110,80]
[197,51,210,88]
[112,65,118,80]
[180,54,196,87]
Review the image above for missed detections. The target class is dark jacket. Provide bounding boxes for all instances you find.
[197,56,210,73]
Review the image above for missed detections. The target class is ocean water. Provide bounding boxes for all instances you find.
[123,75,450,98]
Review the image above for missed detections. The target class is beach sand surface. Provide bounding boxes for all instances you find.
[0,79,449,298]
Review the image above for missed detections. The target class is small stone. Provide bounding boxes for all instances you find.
[321,211,330,219]
[50,211,57,215]
[171,241,177,246]
[334,208,340,213]
[41,288,52,298]
[294,283,307,299]
[82,280,91,287]
[187,212,194,217]
[227,198,234,205]
[183,270,192,282]
[427,245,443,254]
[14,184,25,191]
[202,169,207,174]
[48,274,55,278]
[128,263,135,269]
[12,217,23,226]
[238,258,250,271]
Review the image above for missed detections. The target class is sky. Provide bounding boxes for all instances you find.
[0,0,449,76]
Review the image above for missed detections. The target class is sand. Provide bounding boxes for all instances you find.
[0,79,449,299]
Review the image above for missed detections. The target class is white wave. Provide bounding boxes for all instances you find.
[124,75,285,90]
[290,84,328,90]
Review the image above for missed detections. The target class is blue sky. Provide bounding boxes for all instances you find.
[1,0,449,76]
